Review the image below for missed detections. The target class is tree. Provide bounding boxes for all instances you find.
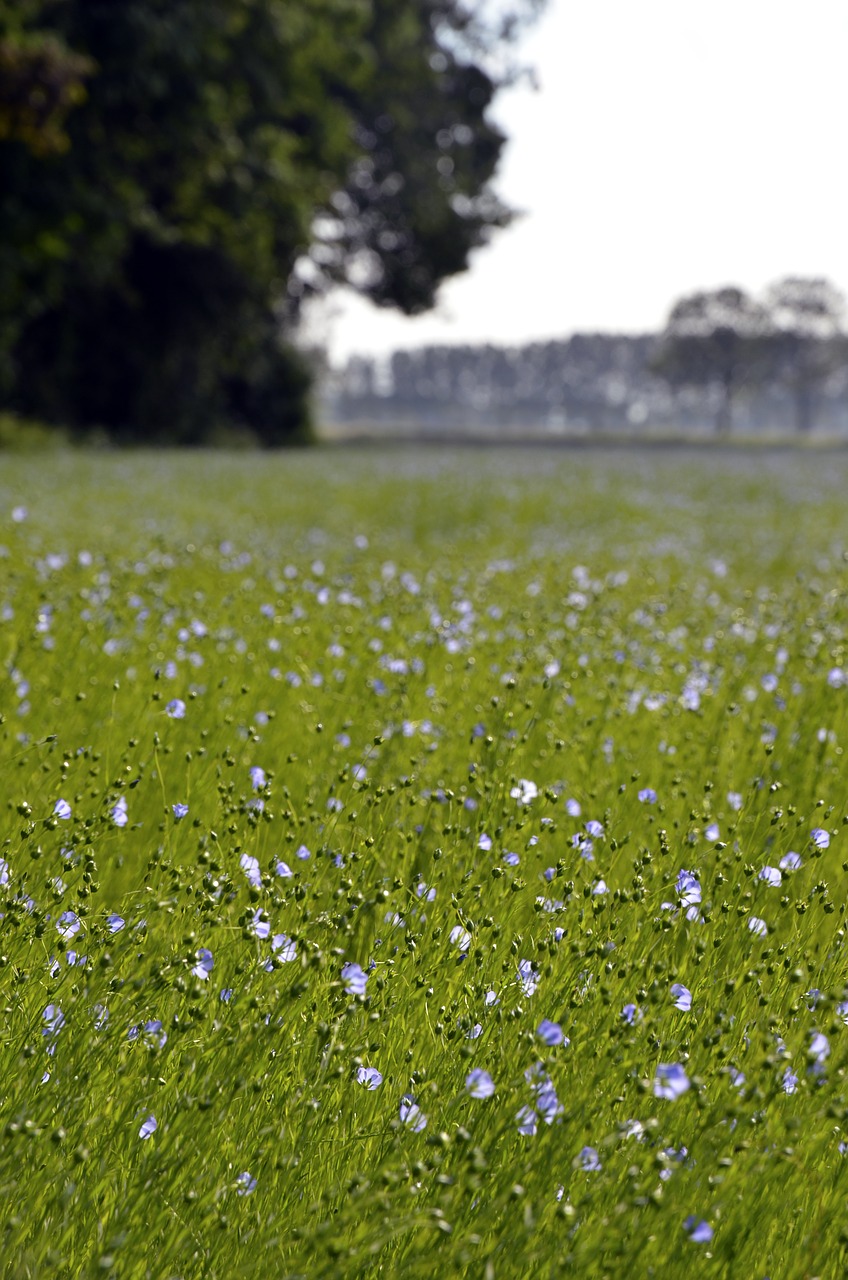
[0,0,544,444]
[651,287,772,434]
[762,276,847,433]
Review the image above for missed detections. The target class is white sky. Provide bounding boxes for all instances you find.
[312,0,848,366]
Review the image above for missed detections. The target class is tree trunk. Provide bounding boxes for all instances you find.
[795,383,813,433]
[716,379,732,434]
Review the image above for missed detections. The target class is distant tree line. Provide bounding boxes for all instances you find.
[0,0,544,445]
[330,277,848,436]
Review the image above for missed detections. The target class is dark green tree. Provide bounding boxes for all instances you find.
[0,0,543,444]
[652,287,772,434]
[762,276,847,434]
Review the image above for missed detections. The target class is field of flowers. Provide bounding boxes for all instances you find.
[2,445,848,1279]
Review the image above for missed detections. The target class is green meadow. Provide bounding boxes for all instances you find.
[2,446,848,1279]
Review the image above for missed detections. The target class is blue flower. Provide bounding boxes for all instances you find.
[577,1146,602,1172]
[342,962,368,996]
[518,959,539,997]
[671,983,692,1012]
[172,803,189,820]
[638,788,657,804]
[271,934,296,963]
[249,767,266,791]
[516,1105,537,1136]
[537,1019,567,1047]
[191,948,214,980]
[465,1069,495,1099]
[356,1067,383,1090]
[107,913,125,933]
[165,699,186,720]
[138,1114,158,1140]
[653,1063,690,1100]
[780,850,802,871]
[57,910,81,940]
[111,796,128,827]
[399,1096,427,1131]
[236,1171,257,1195]
[53,799,72,820]
[684,1217,713,1244]
[759,866,781,887]
[810,828,830,849]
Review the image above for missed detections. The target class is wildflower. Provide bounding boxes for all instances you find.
[249,909,270,939]
[748,917,768,937]
[342,962,368,996]
[356,1067,383,1089]
[510,779,538,805]
[810,1032,830,1064]
[399,1096,427,1131]
[43,1004,65,1039]
[565,798,581,817]
[271,934,296,963]
[782,1067,799,1094]
[676,869,701,906]
[465,1069,495,1099]
[165,699,186,719]
[192,948,214,980]
[478,832,493,851]
[107,914,125,933]
[621,1003,640,1025]
[53,799,72,820]
[577,1146,602,1172]
[704,821,720,841]
[810,828,830,849]
[450,926,472,951]
[275,860,293,878]
[684,1217,713,1244]
[759,866,781,887]
[249,767,266,791]
[518,959,540,997]
[653,1063,690,1100]
[585,820,604,838]
[172,803,189,820]
[671,983,692,1012]
[138,1114,158,1140]
[638,788,657,804]
[111,796,128,827]
[516,1106,538,1136]
[240,853,262,888]
[57,910,81,940]
[727,791,743,811]
[502,851,520,866]
[236,1172,257,1195]
[780,850,802,871]
[537,1019,566,1047]
[295,844,311,861]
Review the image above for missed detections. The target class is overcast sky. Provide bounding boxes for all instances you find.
[313,0,848,365]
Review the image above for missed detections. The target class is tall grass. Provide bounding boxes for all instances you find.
[2,447,848,1278]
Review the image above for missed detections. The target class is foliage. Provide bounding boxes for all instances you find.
[3,448,848,1275]
[651,287,773,434]
[762,277,848,432]
[0,0,542,443]
[652,279,848,436]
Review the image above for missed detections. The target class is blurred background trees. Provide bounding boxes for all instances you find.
[0,0,543,444]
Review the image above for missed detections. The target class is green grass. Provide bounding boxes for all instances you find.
[2,446,848,1278]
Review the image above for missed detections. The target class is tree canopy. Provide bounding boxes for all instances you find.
[0,0,544,443]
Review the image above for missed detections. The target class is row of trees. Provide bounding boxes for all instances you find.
[654,278,846,434]
[330,276,848,436]
[0,0,544,443]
